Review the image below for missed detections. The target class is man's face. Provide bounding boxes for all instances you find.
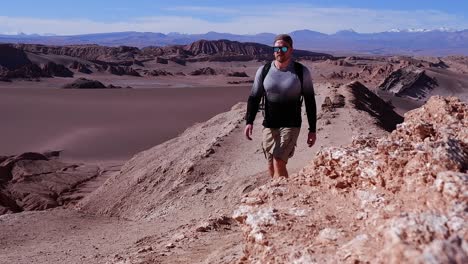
[273,40,292,63]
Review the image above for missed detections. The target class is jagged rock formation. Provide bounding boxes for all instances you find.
[0,64,49,79]
[0,152,99,215]
[234,96,467,263]
[317,82,402,133]
[14,44,139,62]
[62,78,107,89]
[103,65,140,76]
[155,57,169,64]
[1,40,334,82]
[185,39,270,57]
[1,45,75,79]
[360,64,396,80]
[379,67,438,99]
[1,62,73,79]
[190,67,217,76]
[327,71,360,80]
[142,40,333,62]
[145,69,173,76]
[41,61,74,77]
[0,44,32,70]
[348,81,404,131]
[69,61,92,74]
[326,58,353,66]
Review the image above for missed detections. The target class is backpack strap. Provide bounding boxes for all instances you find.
[259,61,272,112]
[294,61,304,105]
[261,61,272,82]
[293,61,304,91]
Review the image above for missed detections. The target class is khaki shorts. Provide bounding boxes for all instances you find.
[262,127,301,163]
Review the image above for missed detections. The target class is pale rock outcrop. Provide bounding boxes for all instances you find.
[234,96,467,263]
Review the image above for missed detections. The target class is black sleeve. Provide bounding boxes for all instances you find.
[302,67,317,132]
[245,66,265,125]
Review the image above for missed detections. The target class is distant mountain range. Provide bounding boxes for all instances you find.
[1,29,468,56]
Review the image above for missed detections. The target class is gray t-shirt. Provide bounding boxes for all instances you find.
[245,60,317,132]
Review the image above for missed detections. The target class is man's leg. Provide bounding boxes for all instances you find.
[262,127,276,177]
[268,161,274,177]
[273,157,288,177]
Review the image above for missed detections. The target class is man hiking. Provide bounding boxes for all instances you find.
[244,34,317,178]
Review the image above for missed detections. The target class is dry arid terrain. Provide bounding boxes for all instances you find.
[0,40,467,263]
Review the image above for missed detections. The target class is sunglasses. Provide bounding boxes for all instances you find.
[273,46,289,53]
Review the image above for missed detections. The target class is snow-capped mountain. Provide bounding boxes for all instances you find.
[388,27,457,33]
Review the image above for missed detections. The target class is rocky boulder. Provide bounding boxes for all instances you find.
[227,71,249,77]
[62,78,107,89]
[190,67,217,76]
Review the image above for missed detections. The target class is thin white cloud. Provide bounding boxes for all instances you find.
[163,6,240,15]
[0,6,467,35]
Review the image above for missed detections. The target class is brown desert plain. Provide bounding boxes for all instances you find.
[0,40,467,263]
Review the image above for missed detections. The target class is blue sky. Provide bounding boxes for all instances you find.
[1,0,467,35]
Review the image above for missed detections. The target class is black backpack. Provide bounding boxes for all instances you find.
[259,61,304,113]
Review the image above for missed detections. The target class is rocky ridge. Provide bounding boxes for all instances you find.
[234,96,467,263]
[77,103,249,220]
[379,67,438,99]
[13,44,139,62]
[319,81,403,133]
[142,39,333,61]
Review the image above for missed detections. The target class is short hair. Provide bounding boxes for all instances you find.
[274,34,293,48]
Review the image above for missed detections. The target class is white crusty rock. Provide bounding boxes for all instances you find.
[234,96,467,263]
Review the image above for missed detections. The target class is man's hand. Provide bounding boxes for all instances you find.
[244,124,253,140]
[307,132,316,147]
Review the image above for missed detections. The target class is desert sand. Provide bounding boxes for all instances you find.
[0,86,249,163]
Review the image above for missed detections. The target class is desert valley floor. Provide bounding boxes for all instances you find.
[0,41,467,263]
